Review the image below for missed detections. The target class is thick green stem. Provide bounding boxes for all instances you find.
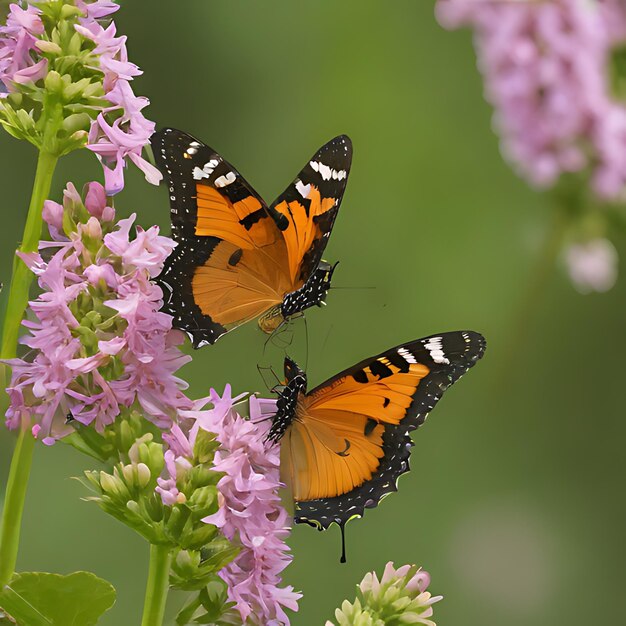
[141,544,172,626]
[0,426,35,586]
[0,149,59,587]
[1,150,58,360]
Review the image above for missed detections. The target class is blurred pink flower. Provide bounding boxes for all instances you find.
[5,181,185,442]
[159,387,301,626]
[565,237,618,293]
[436,0,626,199]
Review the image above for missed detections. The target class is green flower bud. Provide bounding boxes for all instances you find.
[99,471,125,498]
[44,71,63,94]
[62,112,91,134]
[35,40,63,55]
[61,4,83,19]
[136,463,152,489]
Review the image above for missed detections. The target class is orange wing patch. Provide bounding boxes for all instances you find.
[281,415,385,502]
[305,360,430,425]
[282,359,430,501]
[274,185,336,283]
[195,184,271,248]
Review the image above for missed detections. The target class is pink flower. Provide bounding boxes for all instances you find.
[436,0,626,200]
[160,387,301,626]
[565,238,618,293]
[0,3,45,90]
[104,214,176,277]
[78,15,162,194]
[5,181,187,442]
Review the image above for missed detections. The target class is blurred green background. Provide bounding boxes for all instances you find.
[2,1,626,624]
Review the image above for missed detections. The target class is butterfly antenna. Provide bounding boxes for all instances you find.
[329,285,377,291]
[321,324,334,355]
[257,363,282,391]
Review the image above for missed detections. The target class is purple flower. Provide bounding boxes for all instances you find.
[5,181,186,442]
[0,3,45,90]
[159,387,301,626]
[436,0,626,200]
[77,13,162,194]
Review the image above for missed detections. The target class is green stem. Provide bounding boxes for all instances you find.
[141,544,172,626]
[0,149,59,587]
[1,150,58,359]
[0,426,35,587]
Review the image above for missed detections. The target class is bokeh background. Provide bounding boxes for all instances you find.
[1,1,626,624]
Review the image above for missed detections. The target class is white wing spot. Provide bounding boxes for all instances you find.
[295,180,311,198]
[397,347,417,364]
[192,166,209,180]
[424,337,450,364]
[215,171,236,187]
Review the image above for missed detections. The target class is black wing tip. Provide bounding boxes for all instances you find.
[323,134,353,157]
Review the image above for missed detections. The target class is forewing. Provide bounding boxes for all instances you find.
[152,128,294,346]
[270,135,352,285]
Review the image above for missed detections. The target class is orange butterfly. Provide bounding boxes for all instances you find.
[265,331,486,560]
[151,129,352,347]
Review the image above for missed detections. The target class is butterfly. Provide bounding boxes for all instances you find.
[151,128,352,347]
[264,331,486,561]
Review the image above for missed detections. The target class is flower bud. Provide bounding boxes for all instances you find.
[42,200,63,231]
[61,4,83,18]
[44,70,63,93]
[35,40,62,55]
[62,113,91,134]
[85,216,102,239]
[136,463,152,489]
[99,471,123,497]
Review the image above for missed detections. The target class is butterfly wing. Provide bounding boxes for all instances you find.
[282,331,486,529]
[152,128,295,346]
[152,130,351,346]
[269,134,352,286]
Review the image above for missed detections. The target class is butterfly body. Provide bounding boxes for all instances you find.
[267,331,486,530]
[152,128,352,346]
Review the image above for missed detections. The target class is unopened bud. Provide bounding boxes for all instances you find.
[136,463,152,489]
[99,471,121,496]
[85,216,102,239]
[35,40,62,55]
[44,70,63,93]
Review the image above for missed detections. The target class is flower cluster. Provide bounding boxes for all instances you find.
[158,389,301,626]
[436,0,626,200]
[327,562,442,626]
[5,180,182,444]
[0,0,160,192]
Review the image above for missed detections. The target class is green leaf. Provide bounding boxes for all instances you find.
[0,572,116,626]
